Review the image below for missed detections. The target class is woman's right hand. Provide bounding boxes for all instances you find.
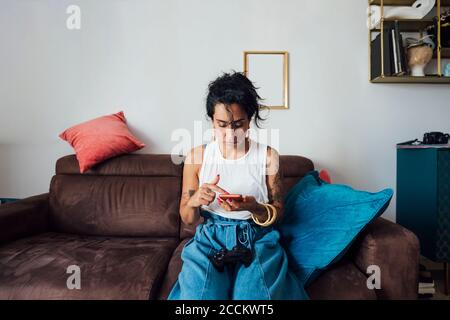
[187,174,228,208]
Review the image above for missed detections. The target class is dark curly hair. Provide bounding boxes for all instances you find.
[206,71,265,128]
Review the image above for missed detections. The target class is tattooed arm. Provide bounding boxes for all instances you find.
[251,146,285,224]
[266,146,285,223]
[179,146,203,225]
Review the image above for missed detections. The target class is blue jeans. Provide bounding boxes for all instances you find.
[168,210,309,300]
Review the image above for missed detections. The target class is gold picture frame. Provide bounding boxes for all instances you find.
[243,51,289,110]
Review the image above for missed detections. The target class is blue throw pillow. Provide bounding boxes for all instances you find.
[279,171,393,287]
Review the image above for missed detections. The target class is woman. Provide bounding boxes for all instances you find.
[168,71,307,300]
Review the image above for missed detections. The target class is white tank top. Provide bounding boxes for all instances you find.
[198,138,269,220]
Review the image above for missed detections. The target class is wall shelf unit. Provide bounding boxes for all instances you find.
[368,0,450,83]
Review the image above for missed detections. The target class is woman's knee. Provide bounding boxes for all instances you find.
[177,255,232,299]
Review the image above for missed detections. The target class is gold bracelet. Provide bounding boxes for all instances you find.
[264,203,278,225]
[255,203,273,227]
[251,204,271,226]
[252,203,277,227]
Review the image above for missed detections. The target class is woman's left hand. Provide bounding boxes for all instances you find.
[218,195,258,212]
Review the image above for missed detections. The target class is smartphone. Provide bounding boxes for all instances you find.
[218,194,243,201]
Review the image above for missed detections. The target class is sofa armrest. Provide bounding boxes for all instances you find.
[350,217,420,300]
[0,193,49,244]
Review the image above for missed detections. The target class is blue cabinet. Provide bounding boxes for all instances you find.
[397,146,450,294]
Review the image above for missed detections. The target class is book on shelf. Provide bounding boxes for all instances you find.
[391,28,399,74]
[419,281,435,289]
[371,25,393,79]
[418,286,436,294]
[394,20,407,75]
[370,21,408,79]
[417,264,435,296]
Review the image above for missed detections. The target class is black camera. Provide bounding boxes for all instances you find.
[423,132,450,145]
[208,245,253,272]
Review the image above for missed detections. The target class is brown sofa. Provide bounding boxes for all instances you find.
[0,154,420,299]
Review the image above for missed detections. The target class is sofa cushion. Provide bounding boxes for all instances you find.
[49,154,183,237]
[280,171,393,287]
[49,175,181,237]
[157,237,190,300]
[0,232,178,299]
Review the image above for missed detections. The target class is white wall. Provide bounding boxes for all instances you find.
[1,0,450,221]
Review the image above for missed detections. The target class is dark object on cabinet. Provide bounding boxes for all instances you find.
[423,132,450,145]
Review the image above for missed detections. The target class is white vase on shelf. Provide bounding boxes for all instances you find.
[407,44,433,76]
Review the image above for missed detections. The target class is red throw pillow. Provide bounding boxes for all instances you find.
[319,169,332,183]
[59,111,145,173]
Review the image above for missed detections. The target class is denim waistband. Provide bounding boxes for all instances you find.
[200,209,255,225]
[200,209,271,249]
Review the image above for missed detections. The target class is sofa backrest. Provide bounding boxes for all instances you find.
[49,154,183,237]
[49,153,314,239]
[280,155,315,192]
